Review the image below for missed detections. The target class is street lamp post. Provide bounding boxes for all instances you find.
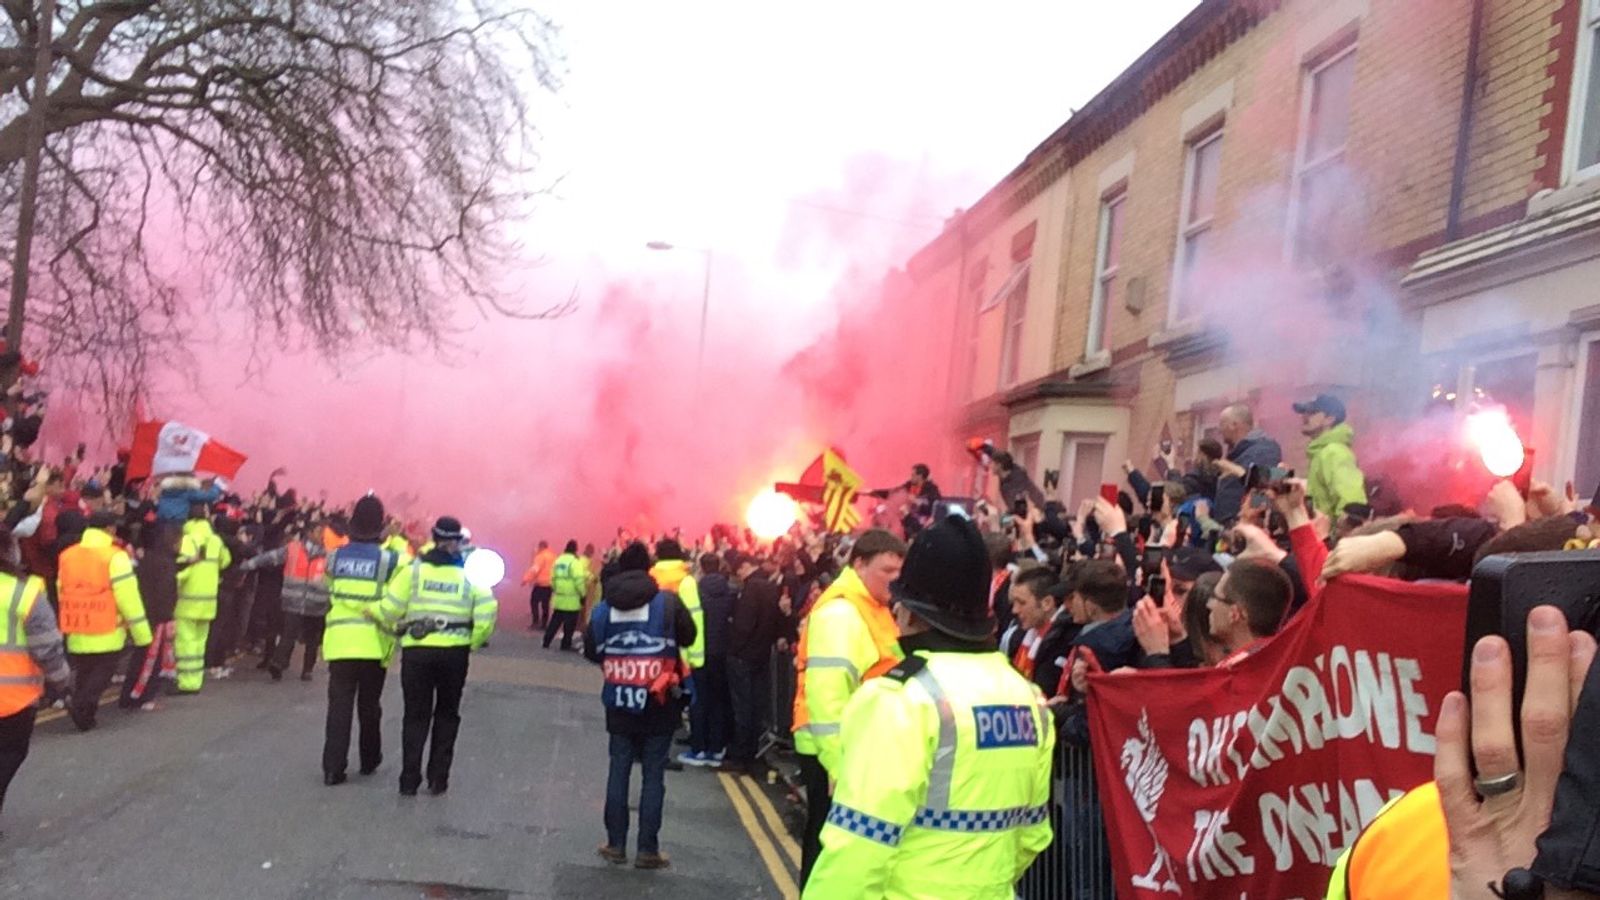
[645,241,712,395]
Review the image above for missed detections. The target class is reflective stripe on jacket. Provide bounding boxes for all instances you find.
[792,566,902,774]
[0,575,47,716]
[550,553,585,612]
[281,540,330,616]
[379,560,497,650]
[803,651,1055,899]
[322,543,399,663]
[176,519,231,620]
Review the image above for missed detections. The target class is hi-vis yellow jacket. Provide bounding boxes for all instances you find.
[380,560,497,651]
[650,560,704,667]
[793,566,902,774]
[176,518,230,620]
[58,528,151,654]
[803,649,1055,899]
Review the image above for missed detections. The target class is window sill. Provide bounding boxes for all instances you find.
[1068,351,1112,379]
[1150,319,1203,350]
[1530,172,1600,217]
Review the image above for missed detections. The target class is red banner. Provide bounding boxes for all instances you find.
[1085,575,1467,899]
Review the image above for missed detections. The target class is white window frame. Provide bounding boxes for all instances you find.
[1011,433,1041,486]
[1564,0,1600,183]
[1170,127,1224,325]
[1563,331,1600,503]
[998,266,1030,389]
[1287,42,1358,262]
[1087,191,1126,356]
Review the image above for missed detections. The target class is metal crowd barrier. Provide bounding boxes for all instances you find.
[758,647,796,761]
[1018,737,1113,899]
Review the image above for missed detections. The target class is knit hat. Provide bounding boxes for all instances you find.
[618,541,652,573]
[432,516,465,543]
[350,495,385,541]
[891,514,994,641]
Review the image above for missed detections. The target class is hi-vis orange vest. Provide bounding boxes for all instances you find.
[792,587,901,734]
[0,574,46,716]
[285,541,326,583]
[57,542,119,635]
[1326,781,1448,899]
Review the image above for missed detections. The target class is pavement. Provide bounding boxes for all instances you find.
[0,621,802,900]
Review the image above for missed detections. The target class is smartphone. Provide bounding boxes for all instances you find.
[1464,550,1600,749]
[1100,483,1119,505]
[1146,575,1167,603]
[1141,546,1164,576]
[1149,483,1166,514]
[1013,497,1029,517]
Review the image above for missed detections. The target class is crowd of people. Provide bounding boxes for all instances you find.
[573,389,1600,898]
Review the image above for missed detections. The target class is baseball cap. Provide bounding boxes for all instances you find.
[1292,393,1347,424]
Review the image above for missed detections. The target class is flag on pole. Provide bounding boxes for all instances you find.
[126,421,248,482]
[820,448,863,533]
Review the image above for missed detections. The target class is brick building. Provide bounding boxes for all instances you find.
[907,0,1598,510]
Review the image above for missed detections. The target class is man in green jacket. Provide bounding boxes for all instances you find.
[1294,393,1368,519]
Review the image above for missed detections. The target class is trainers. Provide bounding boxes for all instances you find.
[597,844,627,865]
[677,751,713,768]
[209,666,234,680]
[140,701,161,712]
[634,852,670,870]
[709,750,726,764]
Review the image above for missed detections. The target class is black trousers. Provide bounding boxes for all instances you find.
[725,654,770,763]
[271,613,326,674]
[528,586,552,628]
[0,706,37,816]
[400,646,470,790]
[68,650,123,731]
[799,752,831,889]
[542,609,578,649]
[322,659,386,776]
[688,655,730,755]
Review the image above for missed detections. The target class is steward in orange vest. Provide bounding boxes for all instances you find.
[58,519,152,732]
[242,533,330,681]
[1,543,72,827]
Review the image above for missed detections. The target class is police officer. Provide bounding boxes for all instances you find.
[803,514,1055,899]
[542,540,583,650]
[321,495,400,786]
[379,517,497,796]
[57,511,151,730]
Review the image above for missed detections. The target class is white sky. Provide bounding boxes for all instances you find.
[522,0,1205,334]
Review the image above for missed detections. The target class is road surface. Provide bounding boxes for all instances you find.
[0,625,800,900]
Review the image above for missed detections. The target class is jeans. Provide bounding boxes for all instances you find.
[604,732,671,854]
[323,659,386,776]
[399,646,470,790]
[528,586,552,628]
[724,654,770,763]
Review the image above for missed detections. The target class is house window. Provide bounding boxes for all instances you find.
[1060,435,1109,510]
[1569,0,1600,179]
[1087,191,1126,355]
[1172,129,1223,322]
[1291,44,1357,263]
[1573,336,1600,501]
[998,267,1030,388]
[964,259,988,399]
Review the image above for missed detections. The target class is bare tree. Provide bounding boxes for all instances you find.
[0,0,565,418]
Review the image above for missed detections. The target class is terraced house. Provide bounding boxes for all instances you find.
[909,0,1599,506]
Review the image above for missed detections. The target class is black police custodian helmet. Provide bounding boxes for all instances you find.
[891,513,994,641]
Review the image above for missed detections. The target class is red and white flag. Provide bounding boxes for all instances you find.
[126,421,248,481]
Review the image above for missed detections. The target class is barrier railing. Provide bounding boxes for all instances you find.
[1018,736,1113,899]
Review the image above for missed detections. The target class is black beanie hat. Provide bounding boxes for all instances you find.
[350,495,385,541]
[432,516,464,543]
[619,541,652,573]
[1166,546,1223,582]
[891,514,994,641]
[564,539,579,554]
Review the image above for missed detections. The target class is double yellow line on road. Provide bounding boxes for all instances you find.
[718,771,802,899]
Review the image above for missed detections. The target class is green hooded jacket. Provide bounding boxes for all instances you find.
[1306,422,1368,518]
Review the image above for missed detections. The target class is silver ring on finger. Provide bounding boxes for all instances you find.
[1474,771,1522,798]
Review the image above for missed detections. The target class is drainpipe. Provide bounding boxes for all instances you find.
[1445,0,1488,242]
